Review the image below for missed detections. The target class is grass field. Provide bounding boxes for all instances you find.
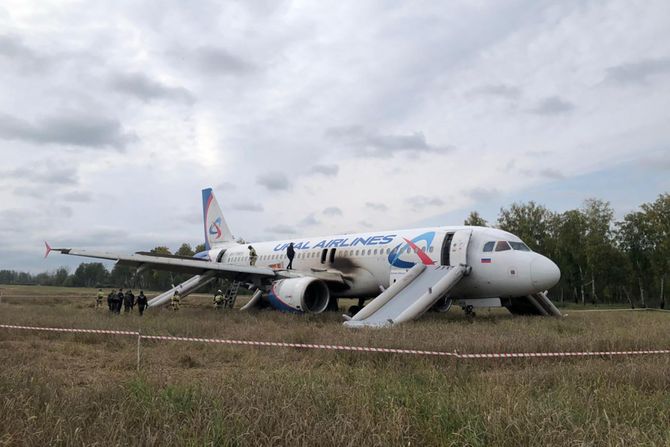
[1,285,669,446]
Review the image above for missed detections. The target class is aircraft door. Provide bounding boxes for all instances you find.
[449,230,472,266]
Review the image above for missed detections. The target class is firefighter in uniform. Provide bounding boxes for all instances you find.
[171,290,181,311]
[96,288,104,308]
[248,245,258,266]
[137,291,148,316]
[213,290,224,309]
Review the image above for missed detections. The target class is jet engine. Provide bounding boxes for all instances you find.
[268,277,330,314]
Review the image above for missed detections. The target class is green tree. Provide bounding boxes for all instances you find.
[497,202,555,254]
[464,211,488,227]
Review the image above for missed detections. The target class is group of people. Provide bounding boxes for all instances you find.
[97,288,148,315]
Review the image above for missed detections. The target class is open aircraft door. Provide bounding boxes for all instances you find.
[449,229,472,266]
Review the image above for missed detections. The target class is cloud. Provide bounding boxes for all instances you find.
[365,202,388,212]
[538,168,565,180]
[605,58,670,84]
[216,182,237,191]
[191,46,257,76]
[299,214,320,226]
[0,113,137,150]
[0,35,48,72]
[325,125,447,158]
[528,96,575,115]
[406,196,445,211]
[257,173,291,191]
[2,164,78,186]
[463,187,500,202]
[109,72,195,104]
[323,206,342,216]
[231,202,263,212]
[266,224,297,235]
[311,164,339,176]
[468,84,521,100]
[62,191,92,202]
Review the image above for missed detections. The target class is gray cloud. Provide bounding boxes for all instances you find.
[311,164,339,176]
[464,187,500,202]
[216,181,237,191]
[323,206,342,216]
[406,195,445,211]
[325,125,447,158]
[109,72,195,104]
[0,35,48,72]
[0,113,136,150]
[3,164,78,186]
[539,168,565,180]
[266,224,297,235]
[62,191,92,202]
[299,214,320,226]
[606,58,670,84]
[192,46,257,76]
[529,96,575,115]
[257,173,291,191]
[231,202,264,212]
[365,202,388,212]
[468,84,521,100]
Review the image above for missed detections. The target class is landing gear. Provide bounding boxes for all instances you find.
[431,296,453,313]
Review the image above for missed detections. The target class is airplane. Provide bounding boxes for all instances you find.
[45,188,562,326]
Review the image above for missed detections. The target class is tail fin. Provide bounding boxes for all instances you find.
[202,188,234,249]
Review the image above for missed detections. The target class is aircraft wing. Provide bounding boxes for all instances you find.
[46,246,277,279]
[45,243,346,284]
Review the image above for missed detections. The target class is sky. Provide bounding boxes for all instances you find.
[0,0,669,273]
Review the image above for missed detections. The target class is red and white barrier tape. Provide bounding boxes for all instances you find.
[0,324,138,336]
[2,324,670,359]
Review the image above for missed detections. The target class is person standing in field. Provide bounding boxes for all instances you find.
[248,245,258,266]
[96,288,104,308]
[137,291,147,316]
[107,289,115,311]
[116,289,125,314]
[171,290,181,311]
[286,242,295,270]
[213,290,224,309]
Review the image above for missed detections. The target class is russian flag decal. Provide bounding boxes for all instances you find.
[481,258,492,264]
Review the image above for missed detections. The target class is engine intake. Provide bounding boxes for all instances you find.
[268,277,330,314]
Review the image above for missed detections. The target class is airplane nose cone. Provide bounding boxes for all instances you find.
[530,255,561,291]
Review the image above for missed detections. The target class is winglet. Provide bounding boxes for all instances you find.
[44,241,53,258]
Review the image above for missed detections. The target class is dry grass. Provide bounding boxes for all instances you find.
[1,285,670,446]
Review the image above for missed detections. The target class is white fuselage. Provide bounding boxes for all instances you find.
[204,225,560,301]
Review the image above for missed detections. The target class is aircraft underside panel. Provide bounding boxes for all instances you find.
[344,264,467,328]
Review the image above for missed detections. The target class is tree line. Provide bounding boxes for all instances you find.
[465,193,668,308]
[2,193,667,307]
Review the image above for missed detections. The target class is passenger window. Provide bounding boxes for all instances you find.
[355,250,359,256]
[373,249,378,255]
[429,246,434,253]
[495,241,511,252]
[367,249,372,255]
[421,247,426,252]
[406,247,411,254]
[483,241,495,252]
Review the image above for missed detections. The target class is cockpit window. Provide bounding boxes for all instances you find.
[482,241,495,252]
[509,241,531,251]
[495,241,511,252]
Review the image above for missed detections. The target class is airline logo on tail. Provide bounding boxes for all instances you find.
[202,187,233,250]
[209,217,223,240]
[388,231,436,268]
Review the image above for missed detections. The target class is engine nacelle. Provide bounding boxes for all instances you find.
[268,277,330,314]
